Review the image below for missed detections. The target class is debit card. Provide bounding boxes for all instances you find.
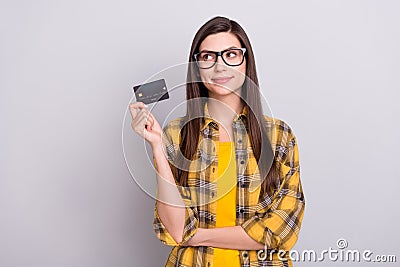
[133,79,169,104]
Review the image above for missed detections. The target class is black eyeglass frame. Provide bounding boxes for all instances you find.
[193,47,247,69]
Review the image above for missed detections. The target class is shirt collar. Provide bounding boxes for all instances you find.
[200,100,248,132]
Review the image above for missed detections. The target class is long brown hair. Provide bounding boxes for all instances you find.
[172,16,278,200]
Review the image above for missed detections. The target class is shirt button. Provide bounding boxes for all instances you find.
[212,167,215,172]
[239,208,244,213]
[240,181,245,188]
[243,252,248,257]
[211,192,215,198]
[240,160,245,164]
[238,139,242,143]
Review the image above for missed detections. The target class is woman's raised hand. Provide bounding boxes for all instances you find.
[129,102,162,148]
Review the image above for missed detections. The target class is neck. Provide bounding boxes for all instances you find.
[207,93,244,126]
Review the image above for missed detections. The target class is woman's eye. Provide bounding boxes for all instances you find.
[202,54,213,61]
[227,51,238,58]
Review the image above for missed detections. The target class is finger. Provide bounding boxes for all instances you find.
[145,116,154,131]
[145,112,154,124]
[129,102,148,120]
[139,111,154,131]
[130,101,148,109]
[133,110,148,126]
[134,108,150,123]
[132,108,154,132]
[133,114,148,134]
[145,112,157,124]
[129,104,139,120]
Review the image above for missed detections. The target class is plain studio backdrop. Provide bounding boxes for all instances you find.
[1,0,399,266]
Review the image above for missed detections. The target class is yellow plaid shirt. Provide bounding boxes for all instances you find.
[153,101,305,267]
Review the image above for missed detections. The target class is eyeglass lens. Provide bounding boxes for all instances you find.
[196,49,244,69]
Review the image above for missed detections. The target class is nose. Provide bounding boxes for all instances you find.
[214,55,226,72]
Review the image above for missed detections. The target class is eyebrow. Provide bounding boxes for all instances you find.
[198,46,239,53]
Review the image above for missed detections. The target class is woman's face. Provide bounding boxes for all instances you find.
[197,32,247,97]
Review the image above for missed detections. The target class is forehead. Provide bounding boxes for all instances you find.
[199,32,242,52]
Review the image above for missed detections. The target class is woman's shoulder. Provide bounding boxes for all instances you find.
[161,116,186,145]
[263,114,296,139]
[162,116,186,132]
[263,114,299,168]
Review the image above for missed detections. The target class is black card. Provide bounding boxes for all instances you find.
[133,79,169,104]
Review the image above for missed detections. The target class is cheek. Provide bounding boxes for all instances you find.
[239,62,247,76]
[234,63,247,84]
[199,70,211,82]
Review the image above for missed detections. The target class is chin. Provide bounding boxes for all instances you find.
[209,85,241,97]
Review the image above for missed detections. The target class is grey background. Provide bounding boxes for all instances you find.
[1,0,399,266]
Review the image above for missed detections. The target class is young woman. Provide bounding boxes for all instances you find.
[130,16,305,267]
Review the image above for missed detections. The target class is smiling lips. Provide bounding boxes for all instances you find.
[211,76,233,84]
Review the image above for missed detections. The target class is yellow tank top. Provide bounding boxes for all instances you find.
[213,141,241,267]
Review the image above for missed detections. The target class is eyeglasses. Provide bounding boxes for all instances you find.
[193,47,247,69]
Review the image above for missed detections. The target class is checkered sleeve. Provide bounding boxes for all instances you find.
[152,122,199,246]
[240,130,305,251]
[153,200,199,246]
